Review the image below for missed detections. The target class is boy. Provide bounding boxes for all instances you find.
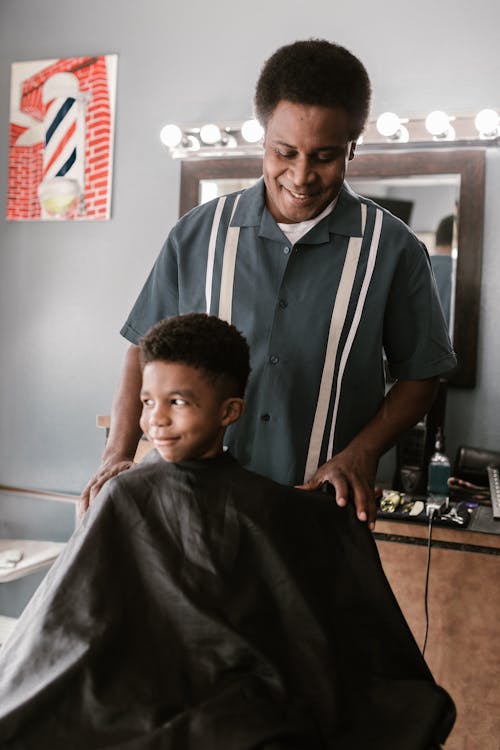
[0,314,454,749]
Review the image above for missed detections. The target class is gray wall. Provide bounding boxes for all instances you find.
[1,0,499,494]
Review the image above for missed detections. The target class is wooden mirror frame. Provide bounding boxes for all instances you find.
[180,149,486,387]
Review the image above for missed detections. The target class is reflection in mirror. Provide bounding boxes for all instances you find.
[200,178,258,204]
[181,149,485,387]
[200,174,461,340]
[347,175,460,340]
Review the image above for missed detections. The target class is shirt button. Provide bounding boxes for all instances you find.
[269,355,279,365]
[261,413,271,422]
[283,246,291,255]
[278,299,288,309]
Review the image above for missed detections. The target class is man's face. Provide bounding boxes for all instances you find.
[263,100,356,224]
[140,361,233,463]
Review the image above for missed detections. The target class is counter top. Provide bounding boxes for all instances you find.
[374,504,500,554]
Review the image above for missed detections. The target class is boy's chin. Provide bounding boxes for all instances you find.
[155,446,223,463]
[156,449,185,463]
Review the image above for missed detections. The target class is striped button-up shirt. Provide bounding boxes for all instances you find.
[121,179,456,486]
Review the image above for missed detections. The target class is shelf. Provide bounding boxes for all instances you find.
[0,539,66,583]
[0,484,79,504]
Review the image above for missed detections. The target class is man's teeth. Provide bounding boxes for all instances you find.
[288,189,310,199]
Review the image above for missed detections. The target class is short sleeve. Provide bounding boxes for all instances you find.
[383,237,457,380]
[120,232,180,345]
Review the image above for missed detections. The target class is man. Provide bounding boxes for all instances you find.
[81,39,456,528]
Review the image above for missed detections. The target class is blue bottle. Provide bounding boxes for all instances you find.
[427,427,451,499]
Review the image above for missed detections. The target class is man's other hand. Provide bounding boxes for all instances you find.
[296,445,378,530]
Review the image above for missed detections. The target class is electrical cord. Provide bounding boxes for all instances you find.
[422,507,436,656]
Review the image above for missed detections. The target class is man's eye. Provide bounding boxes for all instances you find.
[172,398,188,406]
[312,151,339,163]
[275,148,295,159]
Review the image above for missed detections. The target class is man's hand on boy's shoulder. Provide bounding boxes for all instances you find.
[295,444,378,530]
[79,457,134,521]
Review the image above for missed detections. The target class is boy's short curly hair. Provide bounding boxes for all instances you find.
[254,39,371,139]
[139,313,250,399]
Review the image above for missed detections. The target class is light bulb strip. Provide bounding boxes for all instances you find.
[163,120,264,159]
[162,111,500,159]
[366,113,500,144]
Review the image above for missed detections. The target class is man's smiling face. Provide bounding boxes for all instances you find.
[263,100,355,224]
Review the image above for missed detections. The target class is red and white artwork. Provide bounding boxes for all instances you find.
[7,54,117,221]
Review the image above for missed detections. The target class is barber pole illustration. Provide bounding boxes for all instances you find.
[38,72,89,219]
[8,55,116,221]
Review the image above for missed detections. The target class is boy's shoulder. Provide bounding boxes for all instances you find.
[94,450,359,556]
[102,449,337,520]
[104,449,249,492]
[108,450,178,490]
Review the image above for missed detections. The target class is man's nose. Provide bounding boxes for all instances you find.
[289,155,315,187]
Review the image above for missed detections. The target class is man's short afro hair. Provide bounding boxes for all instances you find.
[139,313,250,399]
[435,215,454,247]
[254,39,371,139]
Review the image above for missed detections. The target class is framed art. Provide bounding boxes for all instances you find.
[7,54,117,221]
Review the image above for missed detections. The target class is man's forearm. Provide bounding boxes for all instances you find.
[102,344,144,463]
[350,377,440,459]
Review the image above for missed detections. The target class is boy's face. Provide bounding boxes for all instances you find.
[140,361,243,463]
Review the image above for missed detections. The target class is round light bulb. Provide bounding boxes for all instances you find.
[241,119,264,143]
[474,108,500,136]
[395,124,410,143]
[199,123,221,145]
[185,134,200,151]
[425,110,451,137]
[221,133,238,148]
[376,112,401,138]
[160,124,183,148]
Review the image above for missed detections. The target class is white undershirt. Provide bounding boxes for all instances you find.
[277,197,338,246]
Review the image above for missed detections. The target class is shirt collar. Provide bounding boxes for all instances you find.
[230,177,365,243]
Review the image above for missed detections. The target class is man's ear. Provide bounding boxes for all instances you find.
[221,398,245,427]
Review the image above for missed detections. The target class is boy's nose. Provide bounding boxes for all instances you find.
[150,407,171,426]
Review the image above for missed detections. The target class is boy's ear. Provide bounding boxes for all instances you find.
[221,398,245,427]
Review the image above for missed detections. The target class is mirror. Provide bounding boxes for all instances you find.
[180,149,486,387]
[347,174,460,334]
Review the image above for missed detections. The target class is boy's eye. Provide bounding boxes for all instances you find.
[172,398,188,406]
[142,398,154,408]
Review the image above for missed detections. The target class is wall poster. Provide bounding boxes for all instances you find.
[7,54,117,221]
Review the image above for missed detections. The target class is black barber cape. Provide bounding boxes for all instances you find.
[0,451,455,749]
